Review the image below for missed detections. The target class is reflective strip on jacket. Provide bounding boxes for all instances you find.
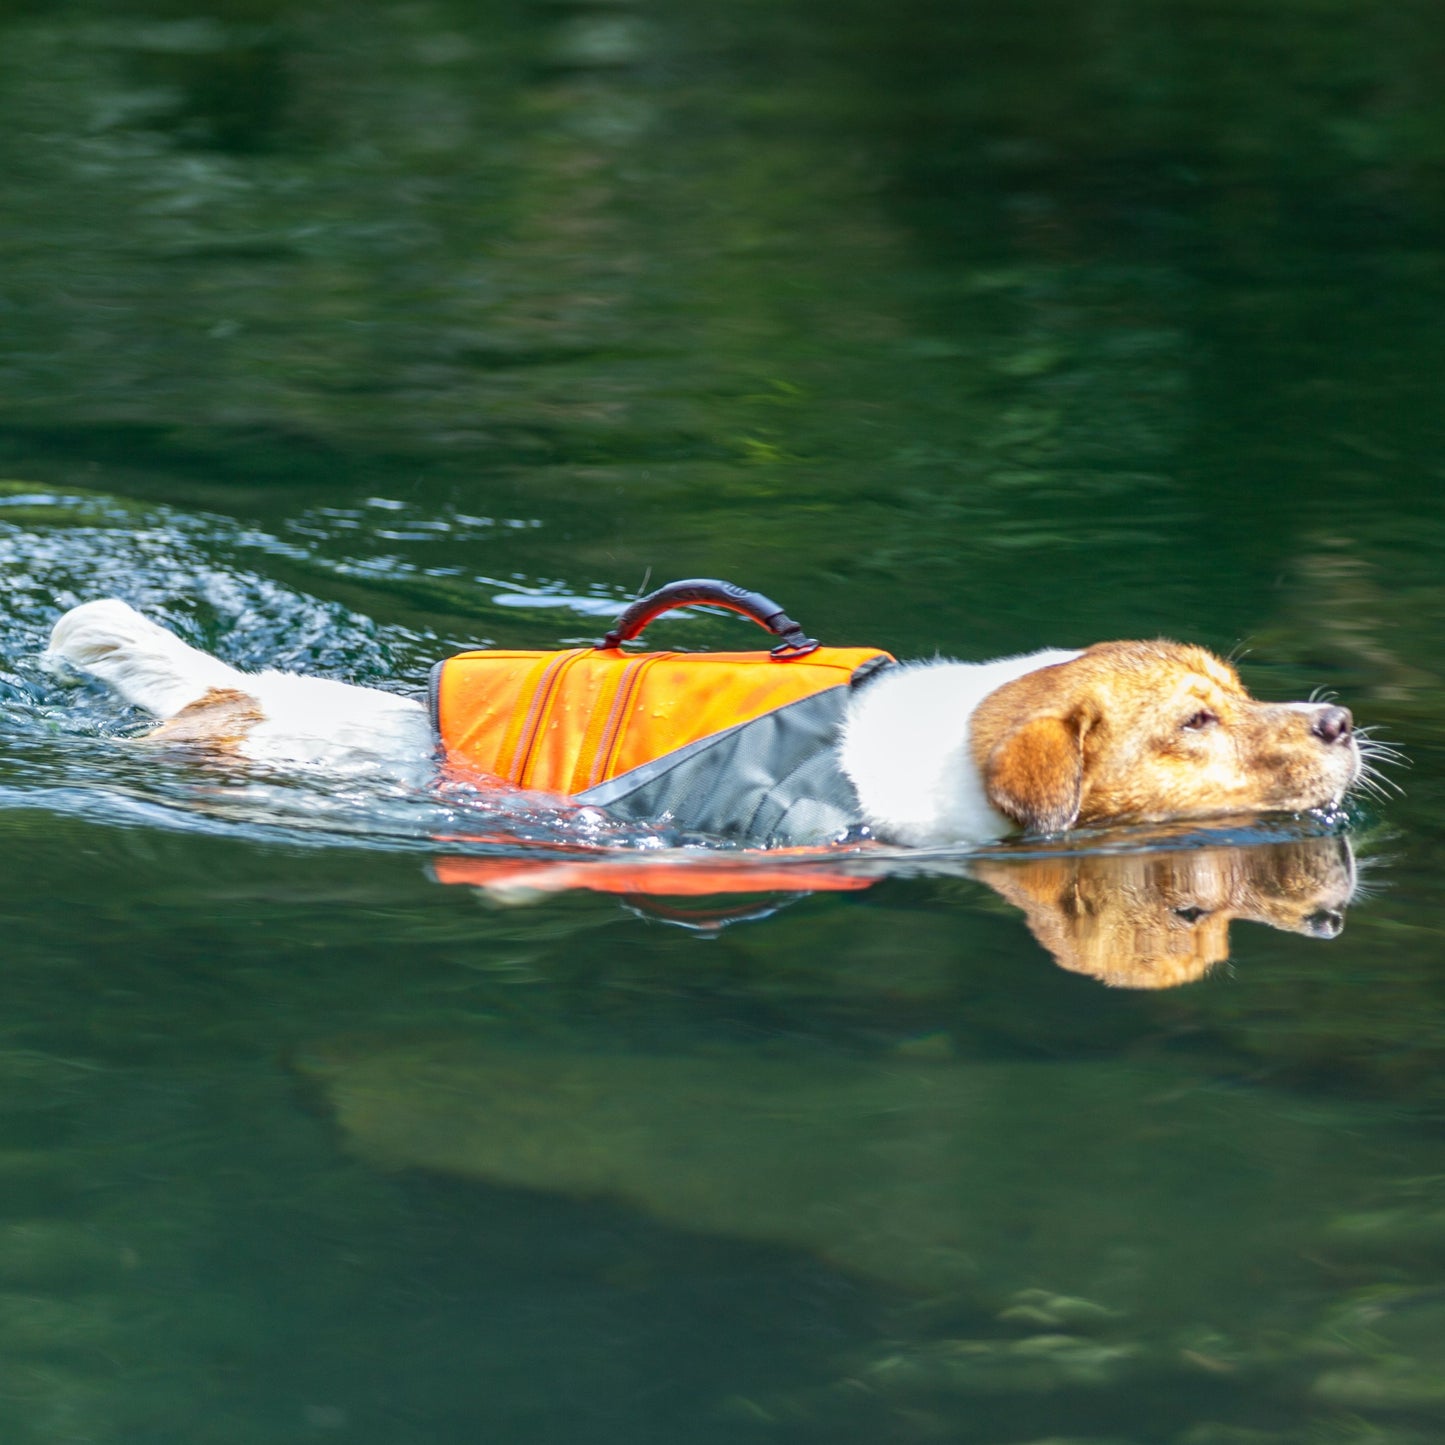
[429,646,894,846]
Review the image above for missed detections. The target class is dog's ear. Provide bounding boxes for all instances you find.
[983,715,1086,834]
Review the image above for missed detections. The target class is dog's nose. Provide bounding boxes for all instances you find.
[1303,908,1344,938]
[1311,705,1353,745]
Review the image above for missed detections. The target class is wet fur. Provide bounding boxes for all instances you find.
[971,642,1359,832]
[144,688,265,749]
[840,641,1362,845]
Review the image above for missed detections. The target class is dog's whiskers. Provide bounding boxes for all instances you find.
[1354,723,1402,741]
[1356,734,1410,770]
[1356,730,1406,748]
[1360,751,1405,778]
[1352,758,1405,800]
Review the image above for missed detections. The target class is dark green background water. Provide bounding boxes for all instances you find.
[1,0,1444,1441]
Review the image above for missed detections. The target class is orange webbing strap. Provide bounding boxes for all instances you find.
[593,653,676,788]
[434,646,893,794]
[566,653,664,794]
[514,648,591,789]
[490,649,583,784]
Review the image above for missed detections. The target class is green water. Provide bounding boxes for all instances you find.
[1,0,1444,1440]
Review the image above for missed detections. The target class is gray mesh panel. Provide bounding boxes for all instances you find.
[575,687,862,846]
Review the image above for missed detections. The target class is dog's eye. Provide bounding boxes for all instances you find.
[1182,710,1219,731]
[1174,905,1210,925]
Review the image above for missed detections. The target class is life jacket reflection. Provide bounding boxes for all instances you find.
[429,645,894,846]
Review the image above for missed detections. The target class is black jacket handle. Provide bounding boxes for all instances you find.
[598,579,819,658]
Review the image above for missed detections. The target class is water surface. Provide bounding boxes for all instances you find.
[1,1,1444,1442]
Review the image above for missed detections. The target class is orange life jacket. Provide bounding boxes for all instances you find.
[427,578,896,846]
[431,645,893,796]
[429,645,894,846]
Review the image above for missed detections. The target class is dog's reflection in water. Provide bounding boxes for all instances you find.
[450,832,1357,989]
[971,834,1356,989]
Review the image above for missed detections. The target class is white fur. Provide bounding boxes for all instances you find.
[48,599,430,782]
[838,650,1081,846]
[48,600,1075,836]
[218,671,430,781]
[49,600,244,718]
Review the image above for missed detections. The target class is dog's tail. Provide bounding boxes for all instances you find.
[48,599,248,719]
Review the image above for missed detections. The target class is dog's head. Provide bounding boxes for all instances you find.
[972,834,1357,988]
[969,642,1362,834]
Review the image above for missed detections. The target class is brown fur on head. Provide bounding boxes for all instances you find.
[972,835,1356,988]
[970,642,1361,835]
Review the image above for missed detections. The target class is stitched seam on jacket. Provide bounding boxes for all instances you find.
[427,661,446,751]
[502,650,579,785]
[517,649,589,789]
[569,654,638,795]
[593,653,670,789]
[491,653,559,781]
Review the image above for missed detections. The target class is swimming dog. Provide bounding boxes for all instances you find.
[47,597,1367,847]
